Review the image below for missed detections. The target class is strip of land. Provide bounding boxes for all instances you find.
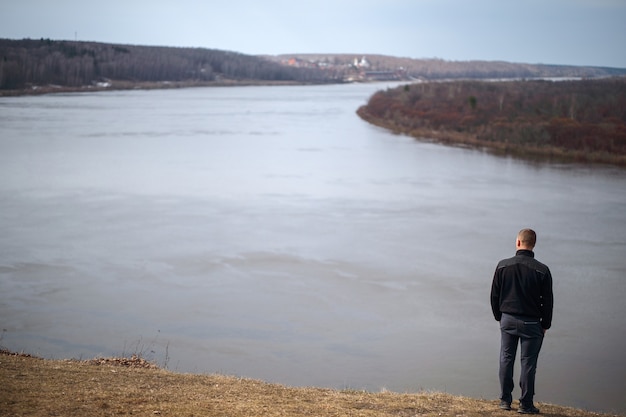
[3,38,626,97]
[0,351,620,417]
[357,78,626,167]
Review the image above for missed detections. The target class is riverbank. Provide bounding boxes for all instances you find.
[357,108,626,167]
[0,79,322,97]
[1,351,621,417]
[357,79,626,167]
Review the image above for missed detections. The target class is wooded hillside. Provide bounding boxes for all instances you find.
[0,38,331,91]
[3,38,626,94]
[357,78,626,166]
[273,53,626,80]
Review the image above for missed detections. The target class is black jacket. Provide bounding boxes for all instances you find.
[490,249,554,329]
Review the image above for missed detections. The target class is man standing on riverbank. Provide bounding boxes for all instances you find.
[490,229,554,414]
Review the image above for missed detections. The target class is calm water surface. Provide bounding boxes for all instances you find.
[1,84,625,414]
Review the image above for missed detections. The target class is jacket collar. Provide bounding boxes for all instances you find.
[516,249,535,258]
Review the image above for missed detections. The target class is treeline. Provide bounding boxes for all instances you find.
[5,37,626,94]
[0,38,332,90]
[278,53,626,80]
[357,78,626,165]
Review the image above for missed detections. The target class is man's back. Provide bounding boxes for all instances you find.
[491,249,553,330]
[491,229,554,412]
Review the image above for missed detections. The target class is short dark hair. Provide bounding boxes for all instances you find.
[518,228,537,248]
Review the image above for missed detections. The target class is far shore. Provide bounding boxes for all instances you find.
[0,79,342,97]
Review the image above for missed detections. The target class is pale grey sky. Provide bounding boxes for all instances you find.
[1,0,625,68]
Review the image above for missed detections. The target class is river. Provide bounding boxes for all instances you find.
[1,83,625,414]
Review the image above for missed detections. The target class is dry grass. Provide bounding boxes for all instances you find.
[0,350,619,417]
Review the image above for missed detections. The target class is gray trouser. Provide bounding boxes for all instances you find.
[499,313,544,406]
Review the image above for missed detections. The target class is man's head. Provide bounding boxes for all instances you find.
[516,228,536,250]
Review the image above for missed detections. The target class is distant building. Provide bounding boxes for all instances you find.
[354,56,370,68]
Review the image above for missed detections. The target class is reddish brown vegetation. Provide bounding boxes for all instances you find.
[357,78,626,166]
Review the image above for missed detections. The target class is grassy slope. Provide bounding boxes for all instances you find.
[0,352,620,417]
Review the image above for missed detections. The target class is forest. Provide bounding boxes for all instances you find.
[274,53,626,80]
[3,38,626,94]
[357,78,626,166]
[0,38,331,92]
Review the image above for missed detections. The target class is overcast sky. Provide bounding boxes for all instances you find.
[2,0,625,68]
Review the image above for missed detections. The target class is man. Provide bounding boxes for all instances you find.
[490,229,554,414]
